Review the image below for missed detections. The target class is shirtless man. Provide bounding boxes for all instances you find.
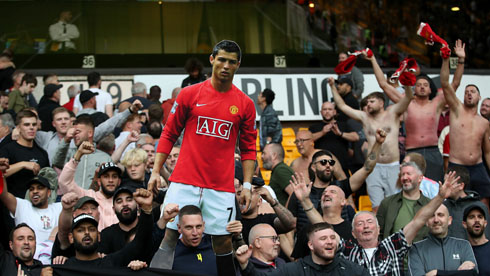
[372,41,465,182]
[290,130,317,177]
[330,77,413,212]
[440,53,490,209]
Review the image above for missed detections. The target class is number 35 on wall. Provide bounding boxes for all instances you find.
[82,55,96,68]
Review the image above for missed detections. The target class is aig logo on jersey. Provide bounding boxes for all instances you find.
[196,116,233,140]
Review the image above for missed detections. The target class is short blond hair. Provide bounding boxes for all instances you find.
[121,148,147,166]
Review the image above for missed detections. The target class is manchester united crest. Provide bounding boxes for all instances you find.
[229,105,238,115]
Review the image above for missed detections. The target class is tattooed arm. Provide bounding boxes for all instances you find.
[348,129,387,193]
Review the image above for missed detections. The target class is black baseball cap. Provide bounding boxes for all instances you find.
[80,90,98,104]
[71,214,98,231]
[463,204,487,221]
[113,186,134,203]
[337,77,353,88]
[44,84,63,97]
[27,176,51,189]
[98,162,122,178]
[74,196,99,211]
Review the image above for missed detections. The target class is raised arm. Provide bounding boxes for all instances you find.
[403,171,459,244]
[58,141,94,195]
[328,77,365,122]
[93,100,142,142]
[58,192,79,250]
[349,129,386,192]
[364,51,402,103]
[111,131,139,163]
[0,171,17,215]
[290,173,323,224]
[441,55,461,112]
[451,39,465,91]
[390,85,414,116]
[256,186,296,233]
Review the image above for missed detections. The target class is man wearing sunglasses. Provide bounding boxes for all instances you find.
[288,128,387,233]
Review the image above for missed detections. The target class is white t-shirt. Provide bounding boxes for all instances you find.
[74,88,113,114]
[115,131,135,159]
[12,198,63,260]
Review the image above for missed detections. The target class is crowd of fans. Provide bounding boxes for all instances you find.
[0,36,489,276]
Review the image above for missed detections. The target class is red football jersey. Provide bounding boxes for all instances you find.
[157,80,257,193]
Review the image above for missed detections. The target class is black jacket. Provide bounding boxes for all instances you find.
[1,243,43,276]
[241,254,369,276]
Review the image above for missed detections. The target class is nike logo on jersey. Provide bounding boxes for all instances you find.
[196,116,233,140]
[196,103,207,107]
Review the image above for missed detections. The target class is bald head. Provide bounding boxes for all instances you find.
[265,143,284,161]
[171,87,181,99]
[249,224,276,245]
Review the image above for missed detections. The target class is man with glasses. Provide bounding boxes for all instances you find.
[261,143,294,205]
[309,101,359,173]
[290,130,318,177]
[246,224,286,273]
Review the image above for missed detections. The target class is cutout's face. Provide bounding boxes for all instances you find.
[210,50,240,82]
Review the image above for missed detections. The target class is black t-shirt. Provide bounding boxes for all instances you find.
[288,179,352,232]
[291,219,354,259]
[0,141,50,198]
[309,121,352,170]
[99,224,132,254]
[51,233,76,261]
[240,214,277,244]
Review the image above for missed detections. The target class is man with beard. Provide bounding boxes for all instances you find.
[261,143,294,205]
[236,222,369,276]
[376,162,430,241]
[371,42,465,183]
[52,100,143,189]
[441,54,490,210]
[0,174,62,261]
[65,188,154,267]
[408,204,477,275]
[288,128,386,233]
[97,187,169,263]
[443,165,490,240]
[0,223,46,276]
[291,185,355,259]
[463,205,490,275]
[330,75,413,212]
[309,101,359,172]
[59,143,122,230]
